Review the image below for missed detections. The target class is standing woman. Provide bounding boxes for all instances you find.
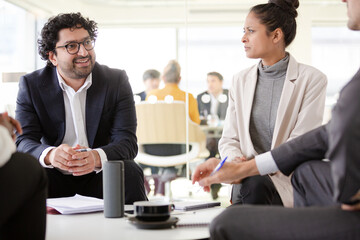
[218,0,327,207]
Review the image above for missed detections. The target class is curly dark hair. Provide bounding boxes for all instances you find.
[38,12,98,67]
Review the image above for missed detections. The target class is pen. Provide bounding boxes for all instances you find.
[209,156,228,176]
[75,148,92,152]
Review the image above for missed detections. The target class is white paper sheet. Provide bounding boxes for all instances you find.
[47,194,133,214]
[47,194,104,214]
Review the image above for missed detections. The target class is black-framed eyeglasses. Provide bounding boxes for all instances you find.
[54,38,95,55]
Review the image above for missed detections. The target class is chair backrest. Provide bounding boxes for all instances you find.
[135,101,206,145]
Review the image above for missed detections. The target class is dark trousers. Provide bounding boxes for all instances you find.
[210,161,360,240]
[210,205,360,240]
[46,160,147,204]
[231,175,283,205]
[292,160,335,207]
[0,152,47,240]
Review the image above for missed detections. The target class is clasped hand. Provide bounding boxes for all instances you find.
[47,144,98,176]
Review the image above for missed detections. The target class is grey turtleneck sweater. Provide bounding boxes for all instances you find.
[249,54,289,154]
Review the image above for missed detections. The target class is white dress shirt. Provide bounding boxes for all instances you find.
[255,151,279,175]
[210,93,220,116]
[39,69,108,173]
[0,125,16,168]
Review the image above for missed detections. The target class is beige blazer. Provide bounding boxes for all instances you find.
[218,54,327,207]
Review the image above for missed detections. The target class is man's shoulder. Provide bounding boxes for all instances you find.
[147,88,160,96]
[24,65,54,80]
[21,66,56,88]
[136,91,145,96]
[197,91,208,100]
[92,62,128,85]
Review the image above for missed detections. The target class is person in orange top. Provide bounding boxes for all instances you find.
[147,60,200,124]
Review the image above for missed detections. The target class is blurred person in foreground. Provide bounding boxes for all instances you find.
[0,112,47,240]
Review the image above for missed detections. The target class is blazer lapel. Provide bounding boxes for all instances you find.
[272,55,298,147]
[39,68,65,145]
[217,89,228,120]
[86,63,106,147]
[204,101,211,116]
[243,66,258,133]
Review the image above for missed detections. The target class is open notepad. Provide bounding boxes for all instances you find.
[47,194,133,214]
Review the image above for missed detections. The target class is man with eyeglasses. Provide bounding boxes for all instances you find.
[15,12,147,203]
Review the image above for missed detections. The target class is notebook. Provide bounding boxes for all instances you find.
[173,201,221,211]
[47,194,133,214]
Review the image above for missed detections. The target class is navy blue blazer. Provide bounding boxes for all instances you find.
[135,91,146,101]
[15,62,138,161]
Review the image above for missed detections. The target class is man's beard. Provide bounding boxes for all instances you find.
[71,55,95,79]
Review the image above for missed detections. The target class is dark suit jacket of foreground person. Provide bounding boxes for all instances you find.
[210,67,360,240]
[271,67,360,204]
[15,62,147,203]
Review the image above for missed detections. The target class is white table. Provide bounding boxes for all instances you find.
[46,207,224,240]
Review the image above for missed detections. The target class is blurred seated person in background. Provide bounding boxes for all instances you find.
[136,69,161,101]
[197,72,229,127]
[197,72,229,199]
[197,72,229,158]
[147,59,200,124]
[135,69,161,177]
[0,112,47,240]
[145,60,200,195]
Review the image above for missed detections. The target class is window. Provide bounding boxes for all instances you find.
[312,26,360,96]
[96,28,176,94]
[178,26,257,95]
[0,0,36,114]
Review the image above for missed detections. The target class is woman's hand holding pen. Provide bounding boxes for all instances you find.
[192,157,259,192]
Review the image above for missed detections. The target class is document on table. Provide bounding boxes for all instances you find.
[47,194,133,214]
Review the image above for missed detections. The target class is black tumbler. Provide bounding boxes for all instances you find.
[103,161,125,218]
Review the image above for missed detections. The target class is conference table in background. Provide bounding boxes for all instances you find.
[46,207,224,240]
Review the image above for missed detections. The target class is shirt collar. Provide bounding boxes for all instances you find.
[209,90,223,100]
[56,68,92,92]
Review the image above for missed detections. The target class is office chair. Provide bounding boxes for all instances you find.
[135,101,207,197]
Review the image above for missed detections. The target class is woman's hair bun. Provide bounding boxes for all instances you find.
[269,0,299,17]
